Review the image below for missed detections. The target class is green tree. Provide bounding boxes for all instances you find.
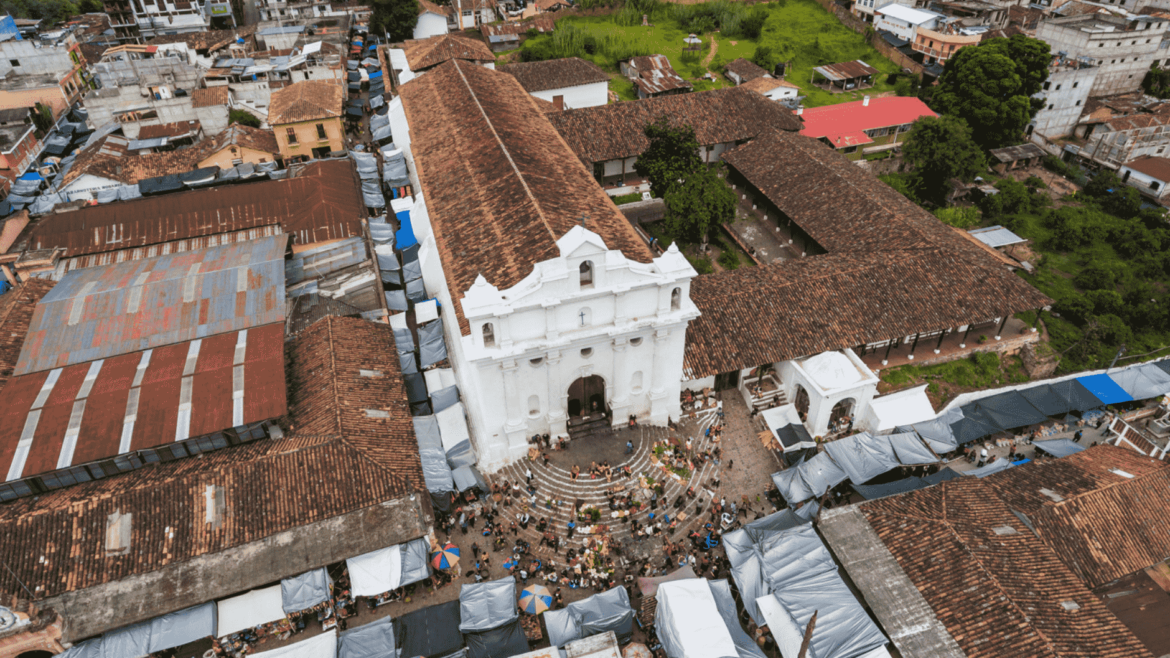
[900,115,986,204]
[932,34,1050,149]
[751,45,779,71]
[635,117,703,198]
[893,74,920,97]
[370,0,419,43]
[229,109,262,128]
[31,102,55,133]
[662,167,736,246]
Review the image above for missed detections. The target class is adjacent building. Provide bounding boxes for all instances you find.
[0,108,40,198]
[798,95,937,159]
[1028,54,1098,145]
[1120,154,1170,200]
[548,86,803,188]
[414,0,453,39]
[388,34,496,87]
[911,21,983,65]
[268,79,345,161]
[501,57,610,109]
[620,54,692,99]
[739,76,801,104]
[874,4,945,42]
[1036,12,1168,97]
[724,57,770,85]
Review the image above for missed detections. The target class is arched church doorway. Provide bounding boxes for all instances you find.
[568,375,606,418]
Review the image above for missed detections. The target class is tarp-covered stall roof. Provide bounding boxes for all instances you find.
[656,579,739,658]
[394,600,464,658]
[400,537,433,586]
[822,433,897,485]
[964,457,1013,477]
[708,580,766,658]
[1018,384,1068,417]
[459,577,518,633]
[761,405,814,450]
[148,603,218,652]
[865,385,936,432]
[1076,374,1133,405]
[347,545,403,597]
[339,615,396,658]
[887,431,937,465]
[282,568,332,614]
[415,415,456,494]
[1107,365,1170,400]
[964,391,1047,431]
[464,619,529,658]
[250,629,337,658]
[1033,438,1086,458]
[544,586,636,647]
[218,585,287,637]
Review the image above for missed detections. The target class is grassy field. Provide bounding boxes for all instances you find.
[520,0,900,106]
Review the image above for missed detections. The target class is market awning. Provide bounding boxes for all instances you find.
[217,585,286,637]
[394,600,464,658]
[1077,373,1134,405]
[865,385,935,432]
[966,391,1048,431]
[964,457,1014,478]
[249,628,337,658]
[347,545,403,597]
[760,405,814,450]
[459,576,518,633]
[281,568,332,614]
[1108,365,1170,400]
[339,615,395,658]
[1033,438,1086,458]
[656,580,738,658]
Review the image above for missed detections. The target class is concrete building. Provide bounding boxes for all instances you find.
[414,0,452,39]
[912,21,983,64]
[0,32,89,110]
[798,95,938,160]
[1119,154,1170,199]
[740,76,801,103]
[81,85,231,139]
[1028,55,1098,145]
[1036,12,1168,97]
[1076,110,1170,168]
[257,0,344,21]
[501,57,610,110]
[451,0,500,29]
[268,79,344,161]
[874,4,945,42]
[0,108,41,197]
[851,0,932,24]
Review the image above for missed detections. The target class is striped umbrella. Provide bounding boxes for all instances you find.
[431,543,460,570]
[519,584,553,614]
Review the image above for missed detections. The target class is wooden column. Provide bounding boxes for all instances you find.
[996,315,1009,339]
[960,324,972,348]
[883,338,896,364]
[908,333,921,359]
[934,328,948,354]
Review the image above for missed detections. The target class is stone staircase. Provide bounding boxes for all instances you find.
[486,413,726,567]
[743,374,788,410]
[568,413,614,443]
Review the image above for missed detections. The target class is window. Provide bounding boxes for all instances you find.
[1075,100,1082,106]
[1073,81,1079,88]
[1043,81,1051,91]
[1099,43,1105,47]
[631,371,644,394]
[286,127,298,144]
[316,123,327,140]
[1055,84,1062,90]
[671,287,681,311]
[482,322,495,347]
[528,395,541,417]
[1151,181,1161,190]
[1048,104,1054,110]
[630,337,643,347]
[579,260,593,287]
[530,357,544,366]
[8,59,19,67]
[842,145,858,154]
[580,348,593,358]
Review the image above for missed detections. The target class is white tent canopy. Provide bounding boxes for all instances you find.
[251,629,337,658]
[864,385,936,432]
[217,585,286,637]
[437,402,471,452]
[347,545,403,597]
[656,580,739,658]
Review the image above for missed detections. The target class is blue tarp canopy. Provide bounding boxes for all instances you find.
[1077,373,1134,404]
[949,415,997,445]
[396,210,417,248]
[966,391,1049,431]
[853,477,929,500]
[18,171,43,181]
[369,69,383,78]
[1049,378,1104,412]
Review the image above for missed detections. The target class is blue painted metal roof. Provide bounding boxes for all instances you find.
[15,234,288,375]
[1076,374,1133,405]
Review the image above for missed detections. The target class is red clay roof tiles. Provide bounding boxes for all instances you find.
[0,278,54,394]
[501,57,610,93]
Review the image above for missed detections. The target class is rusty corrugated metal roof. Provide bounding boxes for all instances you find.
[814,60,880,81]
[28,160,364,258]
[0,322,287,481]
[14,234,288,376]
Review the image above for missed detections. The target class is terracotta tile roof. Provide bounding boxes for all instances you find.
[480,15,555,40]
[0,314,423,605]
[725,57,769,83]
[191,86,231,109]
[195,123,280,160]
[136,120,202,140]
[59,134,202,188]
[682,130,1050,377]
[418,0,452,16]
[401,34,495,72]
[0,279,55,394]
[31,159,364,257]
[501,57,609,93]
[148,27,257,53]
[547,86,802,165]
[980,447,1170,588]
[0,209,30,254]
[399,60,653,334]
[1106,112,1170,132]
[858,473,1153,658]
[739,76,799,94]
[283,315,425,490]
[1123,155,1170,182]
[268,80,344,125]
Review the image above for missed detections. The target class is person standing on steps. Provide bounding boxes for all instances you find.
[567,519,576,539]
[626,440,634,454]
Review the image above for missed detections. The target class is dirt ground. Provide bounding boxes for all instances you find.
[1005,165,1082,204]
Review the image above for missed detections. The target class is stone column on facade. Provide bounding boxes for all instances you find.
[649,330,672,424]
[609,338,631,428]
[545,350,569,438]
[501,359,529,458]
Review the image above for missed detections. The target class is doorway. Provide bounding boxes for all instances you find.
[715,370,739,391]
[568,375,606,418]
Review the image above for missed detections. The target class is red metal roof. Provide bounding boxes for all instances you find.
[0,323,287,481]
[799,97,937,146]
[15,234,287,376]
[27,159,364,258]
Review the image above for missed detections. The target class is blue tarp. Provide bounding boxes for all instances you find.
[1077,373,1134,404]
[17,171,43,181]
[369,69,383,78]
[396,210,417,248]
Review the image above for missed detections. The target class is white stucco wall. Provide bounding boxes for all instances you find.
[776,349,879,438]
[413,12,449,40]
[1119,164,1170,198]
[1029,66,1097,142]
[60,174,123,202]
[528,80,608,109]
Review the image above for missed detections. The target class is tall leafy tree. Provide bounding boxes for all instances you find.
[370,0,419,43]
[662,167,736,246]
[932,34,1050,149]
[634,117,703,198]
[901,115,987,204]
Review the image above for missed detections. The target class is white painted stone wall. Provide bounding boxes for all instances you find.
[1029,65,1097,142]
[1119,163,1170,199]
[528,81,608,109]
[413,12,450,40]
[776,349,879,438]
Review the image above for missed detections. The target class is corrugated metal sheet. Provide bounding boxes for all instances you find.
[814,60,879,81]
[285,236,367,285]
[969,225,1027,249]
[0,323,287,481]
[57,226,285,278]
[28,160,364,258]
[14,235,288,376]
